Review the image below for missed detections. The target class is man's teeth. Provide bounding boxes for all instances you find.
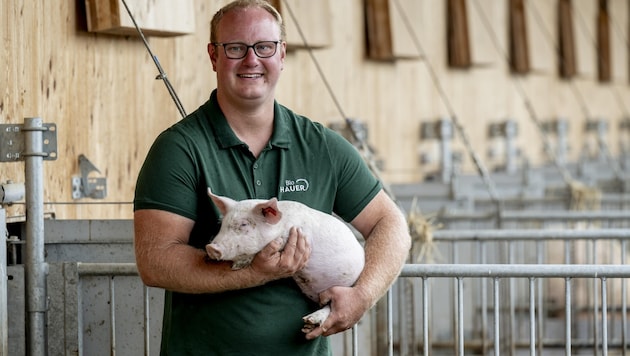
[239,74,262,78]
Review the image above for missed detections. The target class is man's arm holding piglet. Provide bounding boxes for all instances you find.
[305,190,411,340]
[134,209,311,294]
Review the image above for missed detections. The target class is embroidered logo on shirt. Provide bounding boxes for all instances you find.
[279,178,310,193]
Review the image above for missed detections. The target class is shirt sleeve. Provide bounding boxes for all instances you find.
[133,129,201,220]
[325,128,382,222]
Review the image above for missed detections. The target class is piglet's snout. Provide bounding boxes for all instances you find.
[206,244,223,260]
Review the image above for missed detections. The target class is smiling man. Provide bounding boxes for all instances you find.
[133,1,411,355]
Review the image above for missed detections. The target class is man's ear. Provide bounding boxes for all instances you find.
[208,43,218,72]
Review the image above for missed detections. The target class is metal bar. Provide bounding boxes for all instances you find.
[400,264,630,278]
[23,117,48,356]
[352,324,358,356]
[387,288,393,356]
[494,278,500,356]
[622,240,628,356]
[602,278,608,356]
[74,262,630,283]
[437,210,630,222]
[110,277,116,356]
[480,242,489,354]
[537,241,545,356]
[423,277,429,356]
[509,241,516,355]
[432,229,630,241]
[593,241,599,356]
[143,286,150,356]
[0,208,8,356]
[564,278,572,356]
[457,277,464,356]
[451,241,457,355]
[76,263,138,276]
[529,277,536,356]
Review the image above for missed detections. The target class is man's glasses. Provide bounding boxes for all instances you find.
[213,41,281,59]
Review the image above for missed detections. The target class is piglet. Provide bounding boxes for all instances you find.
[205,189,365,333]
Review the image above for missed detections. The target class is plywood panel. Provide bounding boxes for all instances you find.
[85,0,195,36]
[526,0,556,73]
[1,0,629,219]
[389,0,424,59]
[610,0,629,83]
[574,0,598,78]
[279,0,332,48]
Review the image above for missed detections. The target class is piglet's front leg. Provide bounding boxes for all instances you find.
[301,305,330,333]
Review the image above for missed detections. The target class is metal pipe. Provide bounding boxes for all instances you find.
[110,277,116,356]
[494,278,500,356]
[23,117,48,356]
[351,324,358,356]
[387,288,393,356]
[422,277,429,356]
[431,228,630,241]
[400,264,630,278]
[437,210,630,222]
[602,278,608,356]
[529,277,535,356]
[622,240,628,356]
[566,278,572,356]
[0,208,8,356]
[144,286,150,356]
[456,278,464,355]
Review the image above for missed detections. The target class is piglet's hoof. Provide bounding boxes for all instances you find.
[301,305,330,334]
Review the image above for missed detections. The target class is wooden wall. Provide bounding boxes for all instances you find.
[2,0,629,220]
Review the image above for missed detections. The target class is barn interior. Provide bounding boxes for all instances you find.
[2,0,630,354]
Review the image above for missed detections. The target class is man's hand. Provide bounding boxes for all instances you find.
[304,285,371,340]
[249,227,311,281]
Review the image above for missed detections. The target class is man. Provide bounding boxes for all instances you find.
[133,0,411,354]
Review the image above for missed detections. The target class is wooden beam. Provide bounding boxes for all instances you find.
[558,0,577,79]
[509,0,530,74]
[364,0,394,61]
[84,0,195,37]
[447,0,471,68]
[597,0,611,82]
[268,0,281,13]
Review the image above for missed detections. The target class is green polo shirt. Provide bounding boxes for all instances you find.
[134,90,381,355]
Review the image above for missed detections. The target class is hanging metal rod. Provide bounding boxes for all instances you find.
[120,0,187,119]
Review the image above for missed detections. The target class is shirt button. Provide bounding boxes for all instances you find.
[253,163,259,169]
[256,180,262,186]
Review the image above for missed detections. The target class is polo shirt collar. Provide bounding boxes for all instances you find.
[203,90,290,150]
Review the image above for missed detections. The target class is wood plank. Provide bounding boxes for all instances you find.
[447,0,472,68]
[84,0,195,37]
[278,0,332,49]
[364,0,394,61]
[558,0,577,78]
[509,0,530,73]
[597,0,612,82]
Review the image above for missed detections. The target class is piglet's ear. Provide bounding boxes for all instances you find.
[255,198,282,225]
[207,188,236,215]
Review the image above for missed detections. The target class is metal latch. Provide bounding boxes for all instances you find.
[0,122,58,162]
[71,154,107,199]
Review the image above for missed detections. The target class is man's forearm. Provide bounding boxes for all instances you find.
[354,212,411,307]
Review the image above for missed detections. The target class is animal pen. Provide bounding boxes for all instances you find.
[4,0,630,355]
[3,116,630,355]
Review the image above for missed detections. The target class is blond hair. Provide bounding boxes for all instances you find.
[210,0,286,43]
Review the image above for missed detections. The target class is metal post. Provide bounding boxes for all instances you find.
[23,117,48,356]
[0,208,8,356]
[439,119,454,183]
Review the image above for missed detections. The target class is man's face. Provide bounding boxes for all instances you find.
[209,7,286,107]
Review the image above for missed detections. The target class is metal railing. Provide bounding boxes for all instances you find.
[53,261,630,356]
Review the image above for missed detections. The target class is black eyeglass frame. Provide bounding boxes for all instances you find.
[212,40,282,59]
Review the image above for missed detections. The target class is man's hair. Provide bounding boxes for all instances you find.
[210,0,286,43]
